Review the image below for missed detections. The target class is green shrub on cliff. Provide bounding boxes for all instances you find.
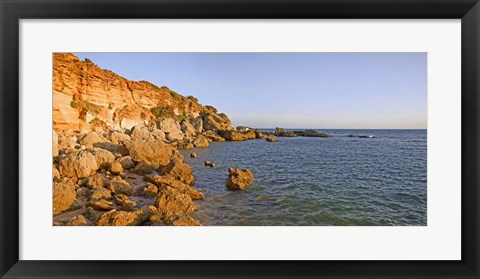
[150,106,175,119]
[70,100,78,109]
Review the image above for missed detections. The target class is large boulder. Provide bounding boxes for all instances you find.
[126,138,177,168]
[158,118,183,141]
[145,175,204,200]
[202,130,225,142]
[96,206,156,226]
[226,168,254,190]
[181,120,197,138]
[53,178,77,215]
[79,132,110,148]
[218,130,255,141]
[159,158,194,186]
[203,113,234,131]
[275,127,285,136]
[192,117,203,133]
[192,135,209,148]
[110,131,131,144]
[89,148,115,169]
[150,186,197,222]
[130,125,153,141]
[59,150,98,179]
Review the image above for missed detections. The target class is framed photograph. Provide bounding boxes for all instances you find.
[1,0,479,278]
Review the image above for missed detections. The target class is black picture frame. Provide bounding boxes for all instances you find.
[1,0,479,278]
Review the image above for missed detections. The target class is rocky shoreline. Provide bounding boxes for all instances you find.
[51,53,349,226]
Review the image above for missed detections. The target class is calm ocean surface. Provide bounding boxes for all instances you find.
[181,129,427,226]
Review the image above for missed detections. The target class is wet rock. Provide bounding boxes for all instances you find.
[204,160,215,168]
[109,176,133,196]
[59,150,98,179]
[266,137,278,142]
[126,138,177,168]
[189,152,197,158]
[133,160,154,175]
[226,168,254,190]
[255,130,268,139]
[66,215,90,226]
[53,178,78,215]
[164,215,202,226]
[145,175,204,200]
[159,158,194,186]
[135,182,158,198]
[96,206,156,226]
[274,127,285,136]
[193,135,209,148]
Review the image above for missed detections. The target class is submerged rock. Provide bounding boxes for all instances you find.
[266,137,278,142]
[204,160,215,168]
[226,168,254,190]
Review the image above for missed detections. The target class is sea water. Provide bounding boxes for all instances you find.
[181,129,427,226]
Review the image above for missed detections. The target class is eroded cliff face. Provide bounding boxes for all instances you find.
[53,53,232,132]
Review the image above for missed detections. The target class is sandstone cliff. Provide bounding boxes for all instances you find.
[53,53,233,132]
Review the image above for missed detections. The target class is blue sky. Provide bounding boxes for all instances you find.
[73,52,427,129]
